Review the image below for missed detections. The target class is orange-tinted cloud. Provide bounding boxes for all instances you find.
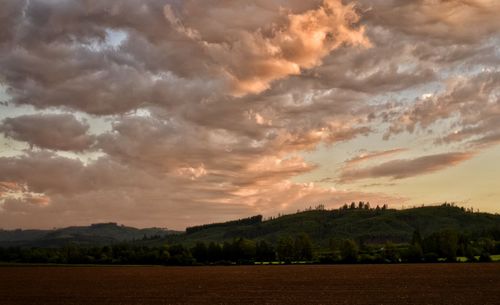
[165,0,370,95]
[0,151,404,229]
[0,0,498,229]
[0,181,23,192]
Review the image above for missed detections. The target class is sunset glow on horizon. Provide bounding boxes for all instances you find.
[0,0,499,229]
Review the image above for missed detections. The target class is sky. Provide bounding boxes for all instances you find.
[0,0,499,230]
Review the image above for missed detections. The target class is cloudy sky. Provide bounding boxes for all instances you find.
[0,0,499,229]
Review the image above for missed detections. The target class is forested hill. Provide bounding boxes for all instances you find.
[0,223,177,247]
[166,204,500,247]
[2,204,500,248]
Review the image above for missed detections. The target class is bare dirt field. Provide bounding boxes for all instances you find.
[0,264,499,305]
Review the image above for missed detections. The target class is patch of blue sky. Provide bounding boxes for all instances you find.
[82,28,128,51]
[495,37,500,57]
[55,150,106,165]
[366,80,444,107]
[73,112,114,135]
[106,29,128,48]
[0,134,29,158]
[0,84,7,102]
[0,103,39,121]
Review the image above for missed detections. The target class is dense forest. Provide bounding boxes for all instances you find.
[1,204,499,265]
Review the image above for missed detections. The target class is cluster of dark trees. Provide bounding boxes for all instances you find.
[411,229,498,262]
[191,233,313,264]
[0,229,498,265]
[324,229,500,264]
[339,201,387,211]
[270,202,386,220]
[191,238,275,264]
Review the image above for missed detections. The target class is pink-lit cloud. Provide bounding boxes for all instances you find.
[165,0,370,95]
[0,0,498,228]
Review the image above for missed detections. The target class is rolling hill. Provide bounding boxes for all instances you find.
[0,223,178,247]
[2,205,499,248]
[165,204,500,247]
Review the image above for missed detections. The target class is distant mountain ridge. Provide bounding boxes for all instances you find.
[0,222,178,247]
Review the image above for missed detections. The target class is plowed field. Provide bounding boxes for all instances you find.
[1,264,499,304]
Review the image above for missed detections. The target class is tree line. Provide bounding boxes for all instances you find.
[185,215,263,234]
[0,228,498,265]
[0,233,312,265]
[324,228,499,264]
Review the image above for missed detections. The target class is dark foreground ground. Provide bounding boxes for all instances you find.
[0,264,499,305]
